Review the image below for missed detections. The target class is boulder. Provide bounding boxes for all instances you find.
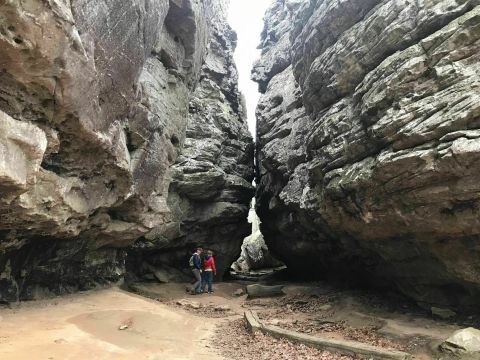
[142,262,187,284]
[440,328,480,356]
[431,307,457,320]
[153,270,170,284]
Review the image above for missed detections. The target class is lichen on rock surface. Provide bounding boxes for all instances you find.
[0,0,253,301]
[254,0,480,311]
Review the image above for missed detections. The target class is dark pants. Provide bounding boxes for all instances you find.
[201,270,213,293]
[190,269,202,294]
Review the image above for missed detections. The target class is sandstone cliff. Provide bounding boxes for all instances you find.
[0,0,253,301]
[127,5,255,280]
[254,0,480,311]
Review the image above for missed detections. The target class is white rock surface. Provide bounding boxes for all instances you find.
[441,327,480,355]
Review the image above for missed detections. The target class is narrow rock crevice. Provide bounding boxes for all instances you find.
[1,0,480,317]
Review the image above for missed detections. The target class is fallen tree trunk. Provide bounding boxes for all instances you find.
[246,284,285,298]
[244,310,411,360]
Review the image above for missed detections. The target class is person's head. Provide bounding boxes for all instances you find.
[207,250,213,257]
[196,247,203,254]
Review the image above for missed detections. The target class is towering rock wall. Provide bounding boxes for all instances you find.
[254,0,480,311]
[0,0,253,302]
[127,4,255,280]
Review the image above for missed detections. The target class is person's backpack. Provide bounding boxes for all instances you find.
[188,253,195,268]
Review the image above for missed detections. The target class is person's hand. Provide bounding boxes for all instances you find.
[200,270,202,273]
[214,272,217,276]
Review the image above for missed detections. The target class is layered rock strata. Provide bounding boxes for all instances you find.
[127,6,255,280]
[0,0,252,301]
[254,0,480,310]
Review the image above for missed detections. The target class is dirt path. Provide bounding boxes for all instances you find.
[0,288,223,360]
[0,282,470,360]
[130,281,465,359]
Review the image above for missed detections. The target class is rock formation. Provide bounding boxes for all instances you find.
[0,0,253,302]
[232,200,283,273]
[254,0,480,311]
[127,5,255,280]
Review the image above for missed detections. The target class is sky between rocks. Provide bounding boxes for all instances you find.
[228,0,273,136]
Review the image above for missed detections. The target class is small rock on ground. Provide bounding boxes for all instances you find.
[176,299,201,309]
[431,307,457,319]
[233,288,245,297]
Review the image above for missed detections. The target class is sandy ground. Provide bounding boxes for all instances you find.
[0,281,470,360]
[0,288,222,360]
[130,281,465,359]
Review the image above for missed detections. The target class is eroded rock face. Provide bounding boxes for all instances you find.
[254,0,480,311]
[232,201,283,273]
[127,4,255,280]
[0,0,252,301]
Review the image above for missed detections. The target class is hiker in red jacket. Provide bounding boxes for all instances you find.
[201,250,217,294]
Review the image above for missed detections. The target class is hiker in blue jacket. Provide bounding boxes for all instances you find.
[189,247,203,295]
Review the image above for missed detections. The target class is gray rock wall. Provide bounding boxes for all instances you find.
[0,0,252,301]
[127,6,255,280]
[254,0,480,311]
